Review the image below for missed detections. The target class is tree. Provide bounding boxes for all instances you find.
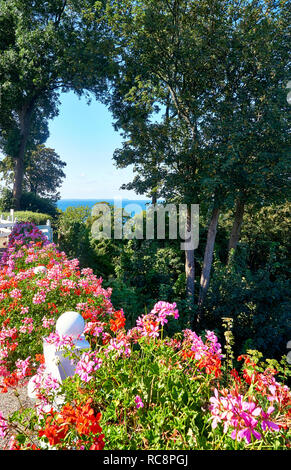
[220,0,291,261]
[107,0,290,326]
[107,0,233,323]
[0,0,115,208]
[0,144,66,202]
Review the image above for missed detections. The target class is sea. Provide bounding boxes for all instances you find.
[57,199,154,214]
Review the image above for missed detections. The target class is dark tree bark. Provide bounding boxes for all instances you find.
[151,193,157,205]
[197,206,220,322]
[12,103,35,209]
[184,205,195,324]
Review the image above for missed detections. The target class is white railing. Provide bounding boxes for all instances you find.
[0,209,17,238]
[0,209,53,242]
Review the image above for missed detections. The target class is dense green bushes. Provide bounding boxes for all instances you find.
[1,211,52,226]
[55,202,290,360]
[202,257,290,359]
[56,206,120,275]
[0,188,58,217]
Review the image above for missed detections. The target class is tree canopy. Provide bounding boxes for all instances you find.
[0,0,116,207]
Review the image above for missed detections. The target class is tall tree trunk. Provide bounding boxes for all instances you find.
[197,206,220,323]
[184,205,195,325]
[12,103,35,209]
[13,157,25,210]
[227,197,245,261]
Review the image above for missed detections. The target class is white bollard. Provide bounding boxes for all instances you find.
[46,219,53,242]
[33,266,47,275]
[28,311,90,398]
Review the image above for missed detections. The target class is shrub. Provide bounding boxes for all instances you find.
[57,206,100,271]
[203,256,291,360]
[0,188,13,212]
[1,211,52,226]
[19,192,58,218]
[57,206,121,276]
[0,189,57,218]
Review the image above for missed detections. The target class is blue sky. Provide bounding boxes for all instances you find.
[46,91,143,200]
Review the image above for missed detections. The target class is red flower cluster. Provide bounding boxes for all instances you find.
[180,349,221,377]
[109,309,126,333]
[38,399,105,450]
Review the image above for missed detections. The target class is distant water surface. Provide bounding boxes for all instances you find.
[57,199,154,213]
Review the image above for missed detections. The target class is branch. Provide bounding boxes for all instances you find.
[54,0,67,27]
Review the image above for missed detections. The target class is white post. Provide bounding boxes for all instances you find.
[46,219,52,242]
[10,209,14,223]
[27,311,90,398]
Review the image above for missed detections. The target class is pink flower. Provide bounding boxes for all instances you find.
[147,323,159,339]
[42,317,55,329]
[0,412,8,438]
[105,336,131,358]
[151,301,179,320]
[135,395,144,409]
[19,318,34,334]
[32,290,46,304]
[260,406,280,432]
[45,331,74,350]
[0,366,9,377]
[20,306,29,315]
[75,351,102,383]
[84,322,104,337]
[15,356,31,379]
[9,288,22,299]
[209,389,272,444]
[157,312,168,326]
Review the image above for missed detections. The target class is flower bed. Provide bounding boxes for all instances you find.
[0,223,290,450]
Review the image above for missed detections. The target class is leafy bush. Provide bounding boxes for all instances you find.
[1,211,52,226]
[19,192,58,217]
[203,255,291,360]
[57,206,110,273]
[0,189,58,218]
[55,202,290,359]
[0,187,13,212]
[57,205,125,277]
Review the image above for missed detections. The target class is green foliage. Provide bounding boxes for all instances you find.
[107,278,145,329]
[19,192,58,217]
[0,188,57,217]
[0,145,67,202]
[85,340,213,450]
[1,211,52,226]
[57,206,121,275]
[107,0,290,323]
[112,239,188,328]
[0,187,13,212]
[203,256,291,360]
[0,0,116,205]
[240,203,291,272]
[57,206,96,268]
[56,207,189,329]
